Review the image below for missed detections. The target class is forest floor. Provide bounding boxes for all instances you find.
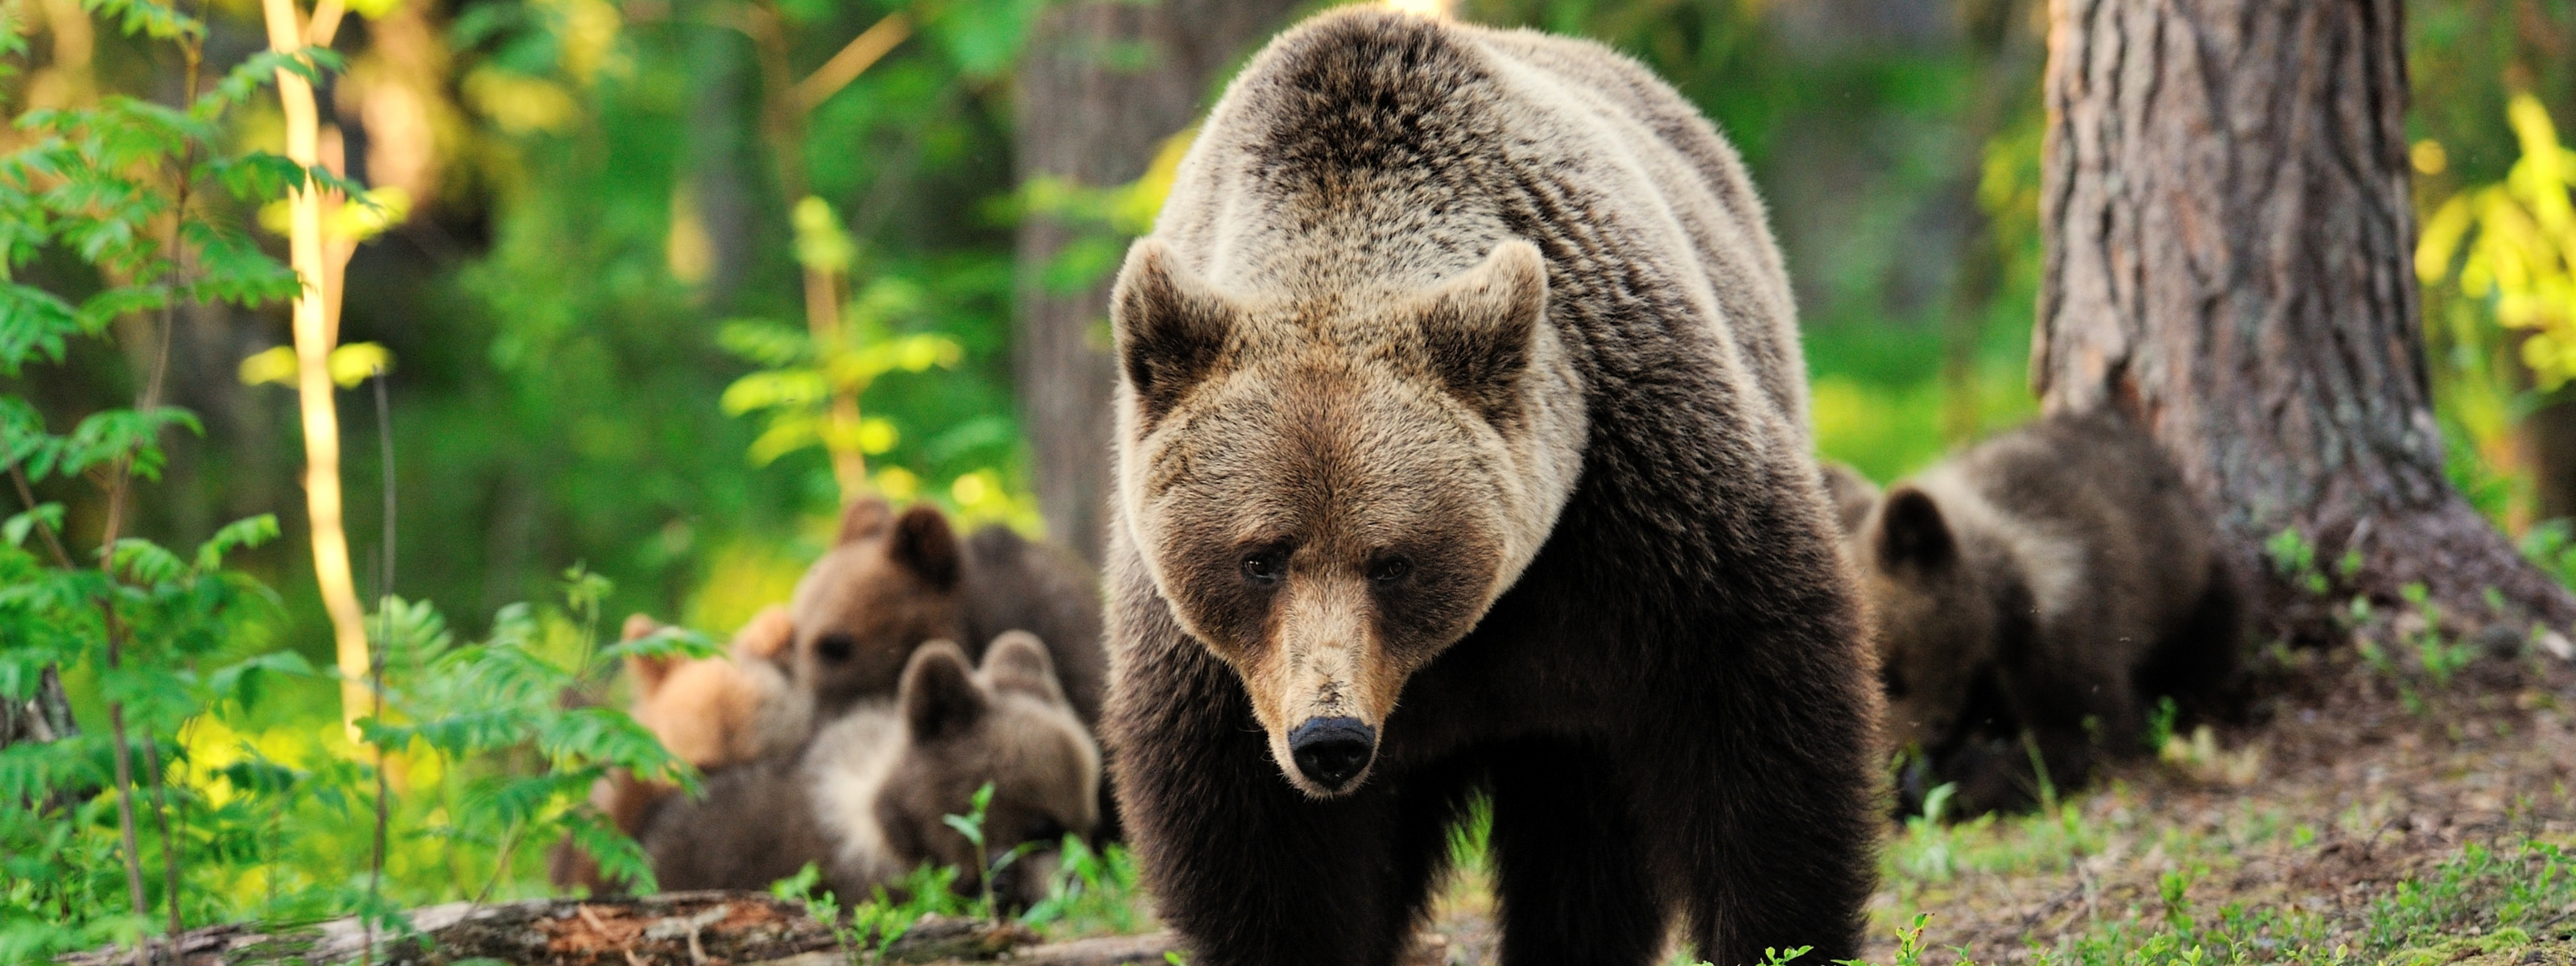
[112,636,2576,966]
[1409,642,2576,966]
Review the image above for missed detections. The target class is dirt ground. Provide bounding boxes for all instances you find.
[1418,642,2576,966]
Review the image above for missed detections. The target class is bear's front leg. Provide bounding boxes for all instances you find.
[1105,587,1445,966]
[1657,619,1880,966]
[1487,737,1669,966]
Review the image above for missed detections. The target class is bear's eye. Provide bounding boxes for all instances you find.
[816,632,856,663]
[1240,550,1286,585]
[1367,555,1413,584]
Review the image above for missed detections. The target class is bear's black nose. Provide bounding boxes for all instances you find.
[1288,716,1377,790]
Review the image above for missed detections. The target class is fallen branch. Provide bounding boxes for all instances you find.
[55,894,1168,966]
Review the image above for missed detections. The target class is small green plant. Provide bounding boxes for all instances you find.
[1022,837,1146,935]
[2157,865,2202,935]
[2265,528,2331,596]
[2019,731,2058,811]
[2388,583,2479,689]
[1897,782,1961,881]
[2144,696,2181,753]
[770,863,868,964]
[944,780,1047,923]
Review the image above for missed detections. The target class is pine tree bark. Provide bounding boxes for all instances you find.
[1012,0,1301,564]
[2034,0,2576,640]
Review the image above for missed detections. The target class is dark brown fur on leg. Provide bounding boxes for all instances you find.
[1486,740,1662,966]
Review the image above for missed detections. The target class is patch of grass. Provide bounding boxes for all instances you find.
[2365,840,2574,956]
[1024,837,1150,939]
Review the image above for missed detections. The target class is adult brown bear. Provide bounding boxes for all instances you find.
[1101,9,1880,966]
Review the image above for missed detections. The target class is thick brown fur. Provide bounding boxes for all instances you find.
[638,634,1100,907]
[1101,10,1880,966]
[1856,410,2242,815]
[788,499,1105,726]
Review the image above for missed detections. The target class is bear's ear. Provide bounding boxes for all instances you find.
[1876,485,1954,571]
[621,613,663,642]
[729,606,796,663]
[889,504,963,590]
[901,640,985,741]
[621,613,677,693]
[1113,238,1235,426]
[838,497,894,545]
[979,630,1066,704]
[626,652,677,696]
[1414,240,1546,424]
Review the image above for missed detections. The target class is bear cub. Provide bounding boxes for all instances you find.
[549,611,814,892]
[639,632,1100,907]
[1854,410,2240,815]
[790,499,1105,727]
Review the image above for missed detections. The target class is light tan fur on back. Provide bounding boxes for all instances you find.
[627,607,813,767]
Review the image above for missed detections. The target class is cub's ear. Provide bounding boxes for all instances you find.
[621,614,676,692]
[890,504,963,591]
[621,613,664,642]
[1415,240,1546,423]
[1875,485,1954,571]
[729,606,796,663]
[978,630,1066,705]
[902,640,985,741]
[838,497,894,545]
[625,653,676,697]
[1112,238,1235,425]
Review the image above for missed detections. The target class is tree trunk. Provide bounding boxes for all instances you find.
[2034,0,2576,642]
[1012,0,1302,564]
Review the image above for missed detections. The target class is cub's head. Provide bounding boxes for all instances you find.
[1853,484,1996,757]
[624,609,803,768]
[1109,237,1583,798]
[877,634,1100,911]
[791,499,968,712]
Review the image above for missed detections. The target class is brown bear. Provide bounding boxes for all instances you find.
[788,499,1105,727]
[1855,410,2240,816]
[548,611,815,893]
[1100,10,1880,966]
[638,633,1100,908]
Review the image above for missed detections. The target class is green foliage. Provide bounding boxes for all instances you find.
[365,568,711,899]
[2263,529,2332,597]
[0,1,324,956]
[1021,836,1145,937]
[2143,697,2181,754]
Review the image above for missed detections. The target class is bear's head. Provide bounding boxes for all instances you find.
[791,499,970,713]
[1853,484,1998,758]
[872,633,1100,910]
[1108,237,1584,798]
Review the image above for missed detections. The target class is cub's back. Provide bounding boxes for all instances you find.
[1953,412,2214,639]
